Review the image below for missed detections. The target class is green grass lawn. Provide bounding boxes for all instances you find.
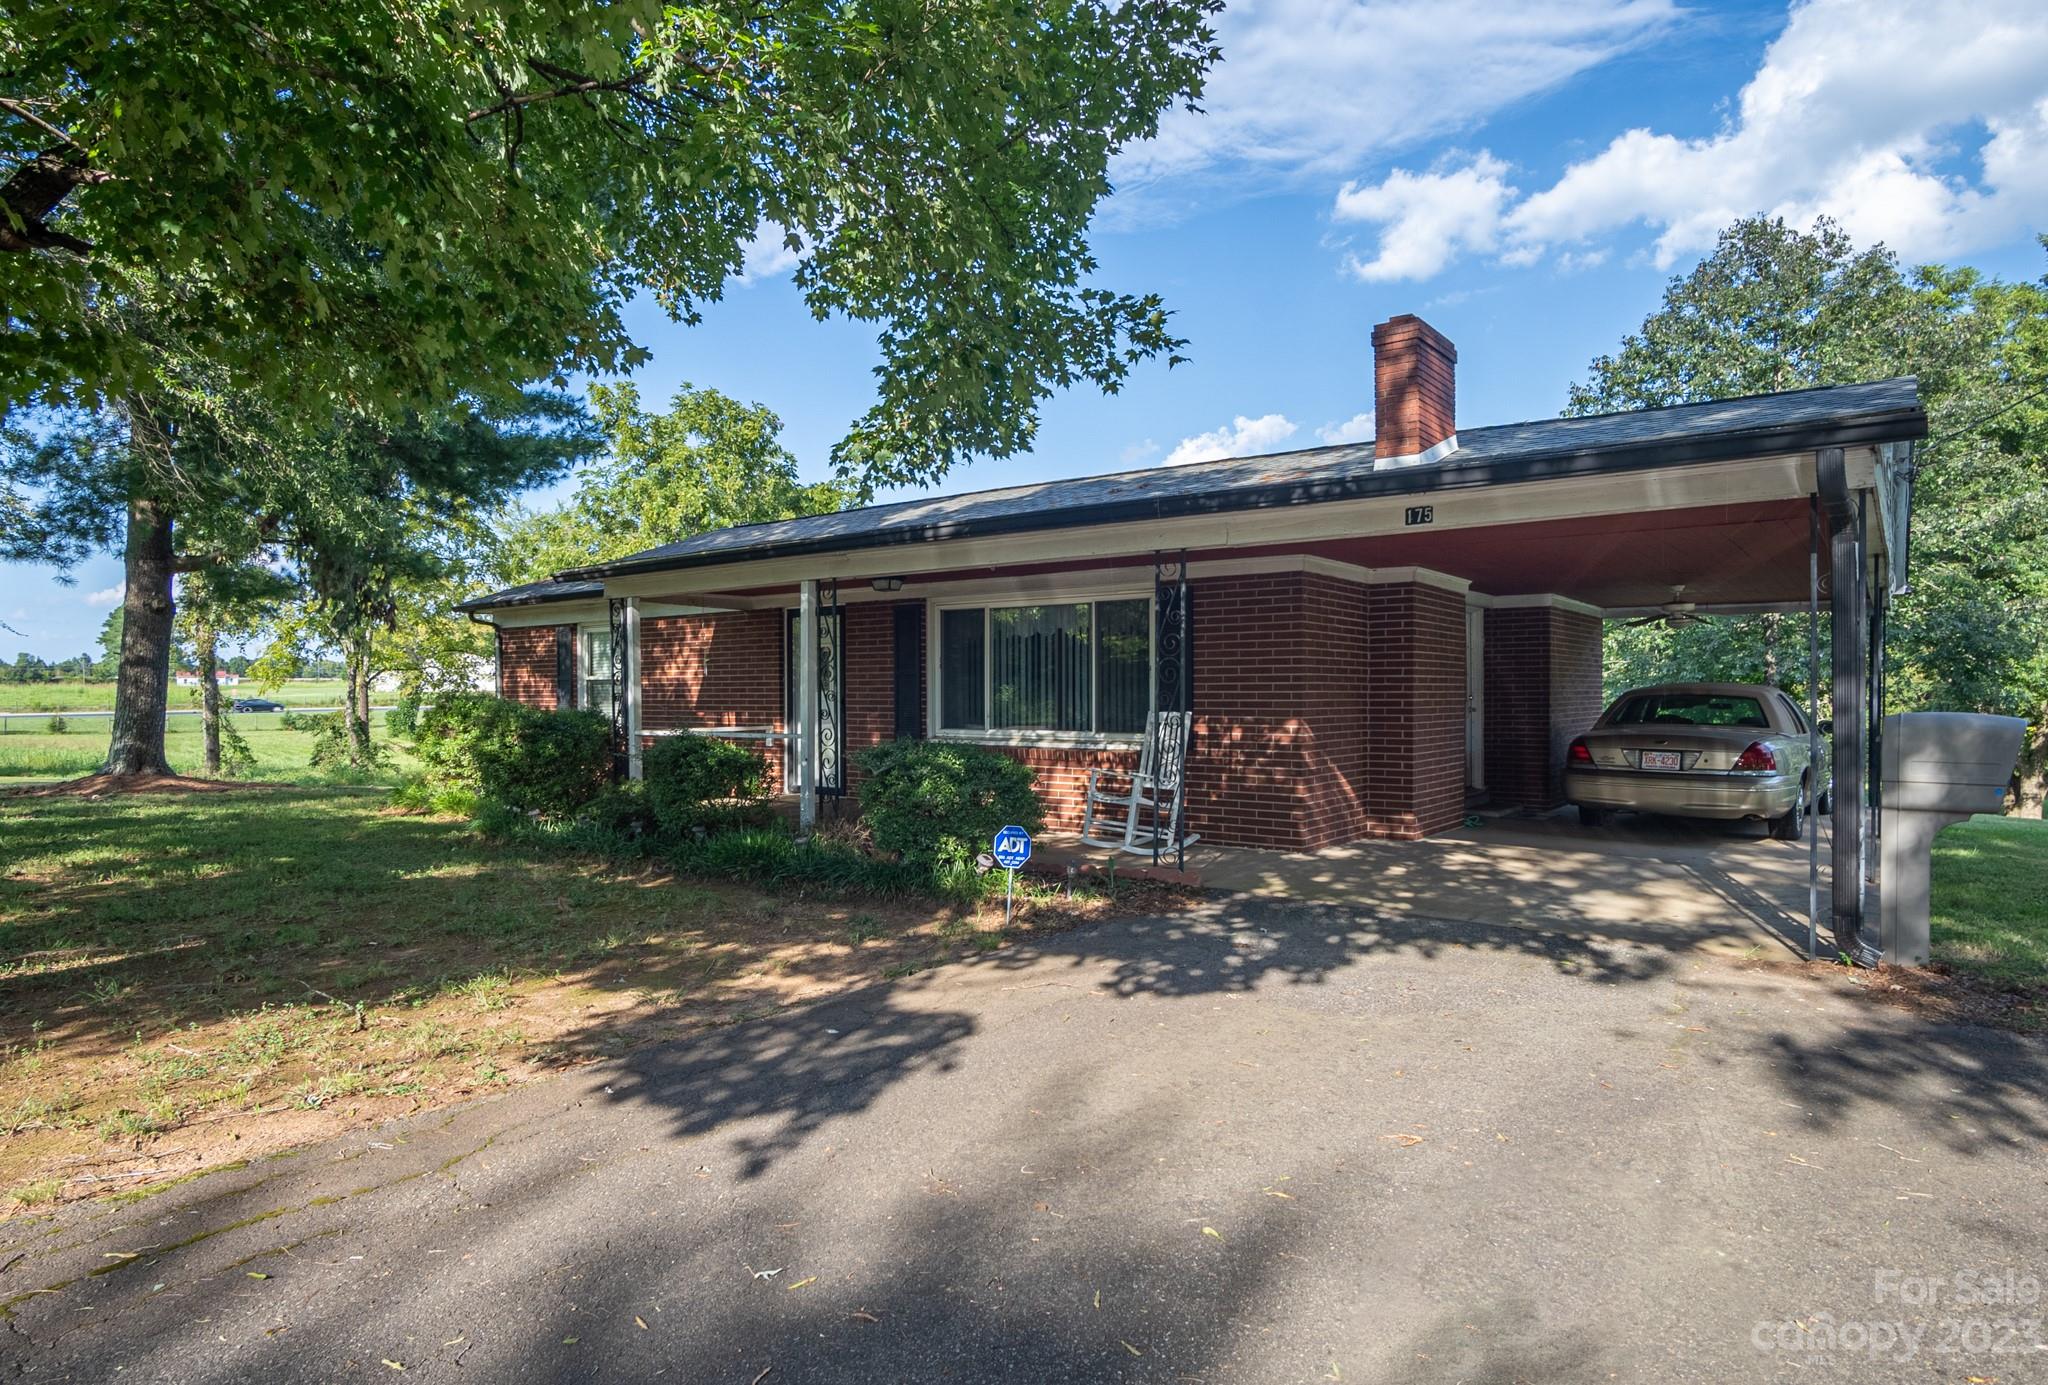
[0,788,1108,1213]
[1929,814,2048,990]
[0,678,351,714]
[0,710,414,784]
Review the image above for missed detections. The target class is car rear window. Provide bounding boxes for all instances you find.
[1611,693,1769,728]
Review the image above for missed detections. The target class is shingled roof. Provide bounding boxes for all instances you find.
[459,377,1923,610]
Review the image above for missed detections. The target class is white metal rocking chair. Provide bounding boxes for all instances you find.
[1080,710,1200,862]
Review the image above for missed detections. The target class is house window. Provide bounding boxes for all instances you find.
[581,626,615,712]
[936,597,1151,738]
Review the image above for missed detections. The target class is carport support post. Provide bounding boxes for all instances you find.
[1807,496,1821,960]
[797,579,819,834]
[1818,448,1868,959]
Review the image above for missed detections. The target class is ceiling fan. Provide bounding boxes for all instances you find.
[1623,587,1709,629]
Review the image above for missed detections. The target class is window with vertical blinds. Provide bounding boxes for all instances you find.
[938,597,1150,737]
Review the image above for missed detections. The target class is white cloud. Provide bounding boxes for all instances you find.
[1316,412,1375,445]
[1332,0,2048,277]
[1120,438,1162,465]
[738,227,803,284]
[1163,414,1299,466]
[1111,0,1676,221]
[1333,153,1516,280]
[84,584,123,608]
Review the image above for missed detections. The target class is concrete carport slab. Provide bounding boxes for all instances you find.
[1103,810,1828,958]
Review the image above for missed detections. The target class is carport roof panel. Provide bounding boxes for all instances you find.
[554,377,1923,582]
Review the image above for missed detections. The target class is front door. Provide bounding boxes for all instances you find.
[1465,606,1485,792]
[784,608,846,795]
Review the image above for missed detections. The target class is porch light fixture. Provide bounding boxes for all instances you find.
[871,577,905,593]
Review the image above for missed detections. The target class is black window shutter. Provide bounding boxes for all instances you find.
[554,626,576,708]
[892,603,924,739]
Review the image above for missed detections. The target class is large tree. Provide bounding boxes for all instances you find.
[496,381,845,582]
[4,0,1217,457]
[1573,218,2048,805]
[3,0,1218,778]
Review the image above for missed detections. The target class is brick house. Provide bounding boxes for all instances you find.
[460,315,1922,886]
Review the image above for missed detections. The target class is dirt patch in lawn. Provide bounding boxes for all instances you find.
[1,789,1198,1218]
[7,771,293,798]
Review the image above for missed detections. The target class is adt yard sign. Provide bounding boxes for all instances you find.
[992,826,1032,924]
[992,825,1033,870]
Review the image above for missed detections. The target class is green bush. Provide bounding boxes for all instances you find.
[45,713,67,734]
[643,735,772,834]
[578,781,660,838]
[413,692,612,817]
[854,740,1043,873]
[411,693,522,796]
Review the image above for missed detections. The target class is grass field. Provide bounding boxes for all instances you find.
[0,679,351,714]
[0,789,1133,1213]
[1929,814,2048,990]
[0,710,414,784]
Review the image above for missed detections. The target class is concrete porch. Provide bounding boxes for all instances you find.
[1042,809,1831,958]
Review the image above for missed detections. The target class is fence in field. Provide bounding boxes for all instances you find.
[0,707,393,733]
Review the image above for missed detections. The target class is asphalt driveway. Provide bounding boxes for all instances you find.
[5,899,2045,1383]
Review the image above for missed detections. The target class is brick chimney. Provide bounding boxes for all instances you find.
[1371,314,1457,461]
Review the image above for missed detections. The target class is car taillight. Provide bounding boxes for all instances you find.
[1568,737,1594,765]
[1732,742,1777,772]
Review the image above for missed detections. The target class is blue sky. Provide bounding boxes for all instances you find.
[9,0,2048,660]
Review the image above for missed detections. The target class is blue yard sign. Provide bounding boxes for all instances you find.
[991,825,1033,871]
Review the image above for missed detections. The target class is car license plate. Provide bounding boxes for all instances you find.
[1640,750,1681,770]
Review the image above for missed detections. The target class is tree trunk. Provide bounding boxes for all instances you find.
[197,616,221,776]
[104,495,177,777]
[340,633,374,766]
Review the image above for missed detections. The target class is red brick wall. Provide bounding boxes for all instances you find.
[842,601,926,787]
[641,610,785,780]
[495,580,1484,849]
[1360,581,1468,838]
[1482,605,1604,811]
[1549,608,1606,790]
[497,626,569,710]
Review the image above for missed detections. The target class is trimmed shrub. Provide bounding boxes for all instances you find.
[854,740,1043,873]
[413,691,611,817]
[643,735,772,834]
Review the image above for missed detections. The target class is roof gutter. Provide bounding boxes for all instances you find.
[560,405,1926,584]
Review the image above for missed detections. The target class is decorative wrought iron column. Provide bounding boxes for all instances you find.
[1154,552,1192,869]
[607,597,630,782]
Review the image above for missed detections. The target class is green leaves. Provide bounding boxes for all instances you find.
[4,0,1218,494]
[1577,217,2048,724]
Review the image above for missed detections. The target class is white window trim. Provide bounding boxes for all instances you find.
[927,585,1154,751]
[578,623,616,712]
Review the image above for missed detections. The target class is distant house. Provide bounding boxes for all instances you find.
[174,670,242,687]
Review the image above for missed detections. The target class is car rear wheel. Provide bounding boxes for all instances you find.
[1578,806,1605,828]
[1815,785,1833,816]
[1770,792,1805,841]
